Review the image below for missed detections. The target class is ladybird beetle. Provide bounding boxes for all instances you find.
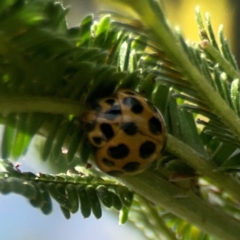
[82,89,167,176]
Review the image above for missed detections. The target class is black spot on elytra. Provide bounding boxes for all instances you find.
[139,141,156,159]
[123,162,140,172]
[93,137,102,145]
[108,144,129,159]
[86,121,96,132]
[121,122,138,135]
[100,123,114,140]
[123,97,143,114]
[148,117,162,135]
[102,158,115,167]
[105,98,115,105]
[106,170,124,176]
[103,104,122,120]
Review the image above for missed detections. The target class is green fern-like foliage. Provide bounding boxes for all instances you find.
[0,159,133,220]
[1,0,240,239]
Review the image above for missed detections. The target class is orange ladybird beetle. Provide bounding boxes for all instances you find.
[82,89,167,176]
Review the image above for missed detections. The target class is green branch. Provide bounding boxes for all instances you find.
[120,171,240,240]
[134,195,177,240]
[0,97,83,116]
[201,40,240,80]
[166,134,240,203]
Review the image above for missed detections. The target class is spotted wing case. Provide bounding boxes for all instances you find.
[82,89,167,176]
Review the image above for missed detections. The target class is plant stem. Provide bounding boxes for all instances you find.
[166,134,240,203]
[201,40,240,80]
[120,171,240,240]
[111,0,240,142]
[134,194,177,240]
[0,97,83,116]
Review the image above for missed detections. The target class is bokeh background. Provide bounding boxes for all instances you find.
[1,0,239,239]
